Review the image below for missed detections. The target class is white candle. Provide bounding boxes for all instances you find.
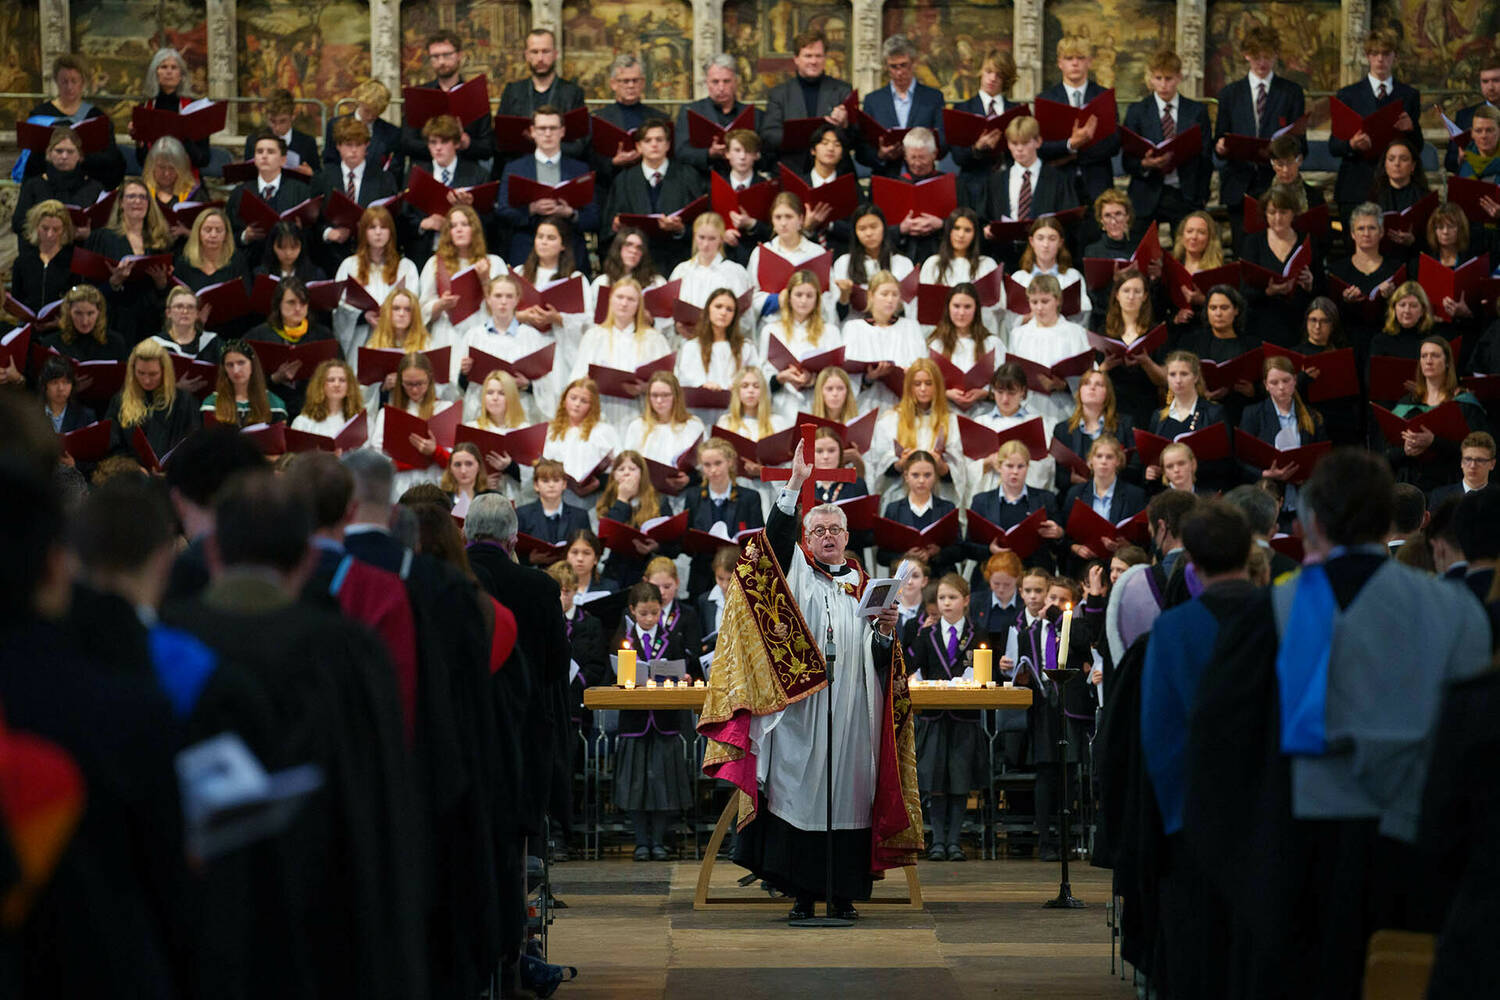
[1058,604,1073,667]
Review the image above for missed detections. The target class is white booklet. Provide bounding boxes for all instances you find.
[856,559,916,620]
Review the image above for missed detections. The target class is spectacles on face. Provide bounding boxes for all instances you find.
[807,525,846,539]
[1461,455,1494,466]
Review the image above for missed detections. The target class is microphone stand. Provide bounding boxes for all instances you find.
[1042,662,1085,909]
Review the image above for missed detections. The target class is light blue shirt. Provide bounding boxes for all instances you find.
[485,317,522,338]
[889,84,914,128]
[1091,481,1115,519]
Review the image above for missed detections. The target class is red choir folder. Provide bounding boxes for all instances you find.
[1368,353,1423,402]
[1326,265,1406,326]
[597,511,689,551]
[766,334,844,375]
[929,348,998,392]
[686,107,756,148]
[1087,323,1167,363]
[956,414,1046,461]
[246,273,281,318]
[301,279,347,312]
[872,508,960,551]
[914,284,950,325]
[615,196,709,238]
[965,506,1047,559]
[405,166,500,217]
[438,264,487,325]
[492,107,589,154]
[219,160,260,185]
[1119,124,1203,174]
[587,354,676,399]
[640,279,683,320]
[0,324,31,371]
[239,421,287,455]
[1380,191,1440,250]
[322,190,402,230]
[842,359,906,396]
[160,199,224,231]
[1083,223,1164,287]
[777,165,859,221]
[1329,97,1408,160]
[249,338,341,383]
[66,247,169,284]
[1161,257,1243,311]
[58,419,113,463]
[671,287,753,329]
[1049,437,1090,480]
[1034,90,1118,148]
[193,278,253,326]
[1132,422,1232,467]
[65,191,119,230]
[855,109,912,151]
[985,205,1087,244]
[356,345,452,385]
[846,409,879,453]
[831,493,879,531]
[1445,176,1500,224]
[235,191,324,231]
[642,439,702,495]
[1064,500,1149,553]
[167,353,218,392]
[941,104,1031,147]
[753,423,804,465]
[1239,238,1314,290]
[130,99,227,145]
[562,453,613,493]
[1198,350,1265,394]
[505,172,596,210]
[1006,351,1095,393]
[682,524,763,554]
[1370,401,1471,446]
[72,359,128,408]
[453,421,548,466]
[709,172,779,224]
[1231,429,1331,484]
[589,116,646,159]
[17,115,112,155]
[514,533,571,562]
[283,412,369,453]
[776,91,861,150]
[510,273,586,315]
[1001,273,1083,318]
[381,404,460,466]
[1260,344,1361,402]
[1216,115,1309,162]
[870,173,958,223]
[1460,373,1500,403]
[1242,197,1331,238]
[402,75,491,129]
[1437,106,1472,153]
[130,426,174,474]
[1269,533,1305,563]
[682,385,731,410]
[1417,253,1490,322]
[338,279,388,315]
[757,246,833,292]
[464,343,553,384]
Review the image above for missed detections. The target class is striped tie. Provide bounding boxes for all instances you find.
[1161,102,1176,140]
[346,170,356,199]
[1017,169,1032,220]
[1255,83,1267,133]
[1376,83,1388,102]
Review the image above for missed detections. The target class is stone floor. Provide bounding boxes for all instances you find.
[543,852,1140,999]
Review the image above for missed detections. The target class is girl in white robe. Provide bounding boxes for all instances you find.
[841,269,926,414]
[926,282,1004,413]
[867,358,967,506]
[746,192,837,332]
[543,376,620,512]
[674,286,759,428]
[918,209,1002,336]
[621,371,706,512]
[512,216,589,375]
[366,351,457,499]
[464,369,534,504]
[570,277,673,428]
[715,365,790,513]
[459,273,553,421]
[1003,217,1091,339]
[759,270,842,421]
[418,204,506,351]
[358,286,460,414]
[289,358,365,437]
[668,213,753,342]
[332,205,419,357]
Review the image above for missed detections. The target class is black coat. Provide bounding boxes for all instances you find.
[8,242,75,316]
[399,76,496,168]
[1328,77,1424,208]
[13,168,103,242]
[673,98,761,178]
[105,388,200,458]
[22,100,126,189]
[87,228,172,345]
[225,173,313,268]
[1213,75,1308,208]
[1036,80,1122,203]
[602,162,704,272]
[976,161,1079,261]
[949,93,1024,207]
[761,74,856,171]
[244,321,338,418]
[1121,95,1214,217]
[515,500,591,546]
[589,100,668,189]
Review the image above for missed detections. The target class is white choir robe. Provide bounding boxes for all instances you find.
[674,338,760,428]
[1005,317,1094,427]
[459,316,555,422]
[842,316,927,414]
[758,318,843,421]
[668,255,754,341]
[1001,267,1091,341]
[288,409,359,436]
[621,414,706,512]
[543,420,620,514]
[918,254,1003,341]
[522,265,590,376]
[829,251,914,321]
[753,488,882,832]
[714,412,788,515]
[419,253,508,351]
[332,255,421,357]
[585,273,673,345]
[366,398,456,500]
[867,408,968,506]
[964,403,1059,497]
[355,337,462,416]
[568,323,674,427]
[462,417,535,504]
[747,237,839,334]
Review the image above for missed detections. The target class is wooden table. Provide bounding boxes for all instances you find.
[583,684,1034,910]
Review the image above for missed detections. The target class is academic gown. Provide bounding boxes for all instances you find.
[87,228,173,345]
[105,388,201,458]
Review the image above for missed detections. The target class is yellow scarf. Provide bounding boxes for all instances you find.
[278,319,310,343]
[1463,149,1499,179]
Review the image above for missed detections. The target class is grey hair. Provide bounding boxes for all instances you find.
[144,48,194,100]
[903,126,937,154]
[465,493,517,544]
[703,53,737,76]
[342,450,395,506]
[1222,484,1279,538]
[1349,201,1383,230]
[802,502,848,533]
[882,35,918,62]
[609,54,643,78]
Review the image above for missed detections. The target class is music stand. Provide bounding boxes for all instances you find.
[1041,667,1085,909]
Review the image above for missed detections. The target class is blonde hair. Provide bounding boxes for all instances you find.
[1383,281,1435,336]
[366,287,431,351]
[723,366,776,437]
[58,285,109,346]
[300,359,362,422]
[184,207,233,272]
[996,439,1031,464]
[117,338,179,428]
[811,366,859,422]
[644,555,678,580]
[550,377,602,439]
[143,137,196,201]
[1158,350,1210,418]
[1056,36,1090,59]
[474,371,526,430]
[23,199,74,246]
[780,269,828,345]
[1171,211,1224,269]
[395,352,441,419]
[600,276,654,334]
[895,358,951,451]
[1066,370,1121,434]
[862,269,904,323]
[351,79,391,116]
[595,450,662,527]
[1004,115,1041,143]
[640,371,691,431]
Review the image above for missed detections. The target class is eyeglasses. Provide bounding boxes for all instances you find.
[807,525,846,539]
[1461,456,1494,466]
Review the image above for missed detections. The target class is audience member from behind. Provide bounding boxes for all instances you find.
[162,425,268,602]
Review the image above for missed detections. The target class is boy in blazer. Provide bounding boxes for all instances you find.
[312,116,401,274]
[403,115,489,267]
[977,115,1079,264]
[494,105,601,270]
[226,128,311,271]
[322,80,403,180]
[1122,50,1213,226]
[515,460,592,561]
[1328,28,1423,222]
[950,48,1024,208]
[602,118,706,273]
[1036,37,1122,205]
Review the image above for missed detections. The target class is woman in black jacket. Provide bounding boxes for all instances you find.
[13,126,103,245]
[105,338,200,458]
[10,199,76,323]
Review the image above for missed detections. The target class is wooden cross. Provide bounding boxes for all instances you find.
[761,422,856,511]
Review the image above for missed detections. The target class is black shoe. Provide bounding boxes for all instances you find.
[927,844,948,862]
[946,844,967,862]
[650,845,671,862]
[633,845,651,861]
[787,897,815,921]
[833,899,859,920]
[1039,843,1060,862]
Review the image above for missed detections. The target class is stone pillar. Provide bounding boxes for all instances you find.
[851,0,882,95]
[532,0,563,34]
[691,0,724,100]
[1341,0,1372,84]
[205,0,237,131]
[370,0,402,123]
[1014,0,1043,101]
[1175,0,1205,98]
[40,0,70,97]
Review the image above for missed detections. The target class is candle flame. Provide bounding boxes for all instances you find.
[979,643,987,649]
[621,641,631,649]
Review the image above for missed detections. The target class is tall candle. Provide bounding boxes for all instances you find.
[973,644,993,686]
[1058,604,1073,668]
[617,642,636,687]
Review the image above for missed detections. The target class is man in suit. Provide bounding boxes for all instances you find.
[495,106,600,271]
[1429,431,1495,509]
[1122,50,1213,227]
[225,128,311,272]
[497,28,587,162]
[403,114,489,267]
[1328,28,1423,222]
[977,115,1079,263]
[950,48,1023,209]
[323,79,403,181]
[762,29,854,172]
[1452,488,1500,634]
[245,88,318,178]
[1444,59,1500,174]
[857,35,944,179]
[683,438,765,598]
[311,116,401,274]
[1213,26,1308,248]
[591,54,667,192]
[515,459,592,562]
[399,30,496,172]
[1036,37,1122,206]
[674,53,759,183]
[602,118,704,272]
[889,128,952,263]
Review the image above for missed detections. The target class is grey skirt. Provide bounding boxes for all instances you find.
[916,716,986,796]
[613,730,694,811]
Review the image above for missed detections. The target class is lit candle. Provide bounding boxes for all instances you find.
[1058,603,1073,668]
[624,678,635,689]
[694,679,706,688]
[617,642,636,688]
[646,678,657,689]
[973,644,992,687]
